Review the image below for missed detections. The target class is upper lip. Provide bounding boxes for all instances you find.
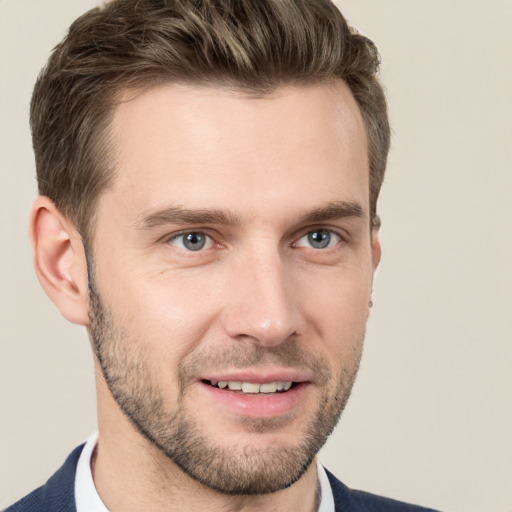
[199,369,312,384]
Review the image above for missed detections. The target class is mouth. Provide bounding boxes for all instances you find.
[202,379,296,394]
[196,371,311,418]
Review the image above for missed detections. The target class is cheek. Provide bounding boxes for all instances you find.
[109,272,224,360]
[297,265,372,342]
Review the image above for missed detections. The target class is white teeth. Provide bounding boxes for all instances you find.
[242,382,261,393]
[259,382,278,393]
[210,380,293,393]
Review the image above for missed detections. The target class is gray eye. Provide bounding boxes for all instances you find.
[170,232,212,251]
[307,230,332,249]
[182,232,207,251]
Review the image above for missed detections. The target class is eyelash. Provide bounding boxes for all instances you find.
[293,229,343,250]
[166,231,216,252]
[164,228,345,253]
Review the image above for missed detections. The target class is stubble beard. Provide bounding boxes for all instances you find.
[87,268,364,495]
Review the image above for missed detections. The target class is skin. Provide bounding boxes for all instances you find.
[31,80,381,512]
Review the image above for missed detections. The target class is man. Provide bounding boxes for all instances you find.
[6,0,440,511]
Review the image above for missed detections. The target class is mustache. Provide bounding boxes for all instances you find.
[178,339,331,387]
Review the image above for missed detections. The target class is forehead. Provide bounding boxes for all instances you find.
[103,81,369,223]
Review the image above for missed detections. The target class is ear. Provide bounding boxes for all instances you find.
[368,227,382,309]
[30,196,90,326]
[371,226,382,273]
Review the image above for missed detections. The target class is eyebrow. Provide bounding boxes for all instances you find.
[296,200,366,225]
[135,200,365,230]
[135,206,242,229]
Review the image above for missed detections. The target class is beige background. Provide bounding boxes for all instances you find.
[1,0,511,510]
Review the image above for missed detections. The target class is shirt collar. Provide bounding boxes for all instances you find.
[75,432,108,512]
[75,432,335,512]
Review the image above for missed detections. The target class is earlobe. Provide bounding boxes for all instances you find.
[30,196,90,326]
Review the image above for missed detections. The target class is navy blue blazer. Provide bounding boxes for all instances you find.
[5,445,440,511]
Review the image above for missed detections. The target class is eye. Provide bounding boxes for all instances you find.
[168,232,213,251]
[295,229,341,249]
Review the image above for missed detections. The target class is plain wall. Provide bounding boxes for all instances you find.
[1,1,511,510]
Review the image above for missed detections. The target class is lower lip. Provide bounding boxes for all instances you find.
[197,382,309,419]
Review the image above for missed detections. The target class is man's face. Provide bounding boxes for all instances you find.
[88,82,379,494]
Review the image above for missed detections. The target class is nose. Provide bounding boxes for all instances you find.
[221,249,303,347]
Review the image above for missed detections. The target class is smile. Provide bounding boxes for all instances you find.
[206,380,294,394]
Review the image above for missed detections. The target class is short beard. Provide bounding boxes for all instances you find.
[86,250,363,495]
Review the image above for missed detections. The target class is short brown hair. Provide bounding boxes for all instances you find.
[31,0,390,239]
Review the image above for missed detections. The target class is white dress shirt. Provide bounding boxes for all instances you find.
[75,433,335,512]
